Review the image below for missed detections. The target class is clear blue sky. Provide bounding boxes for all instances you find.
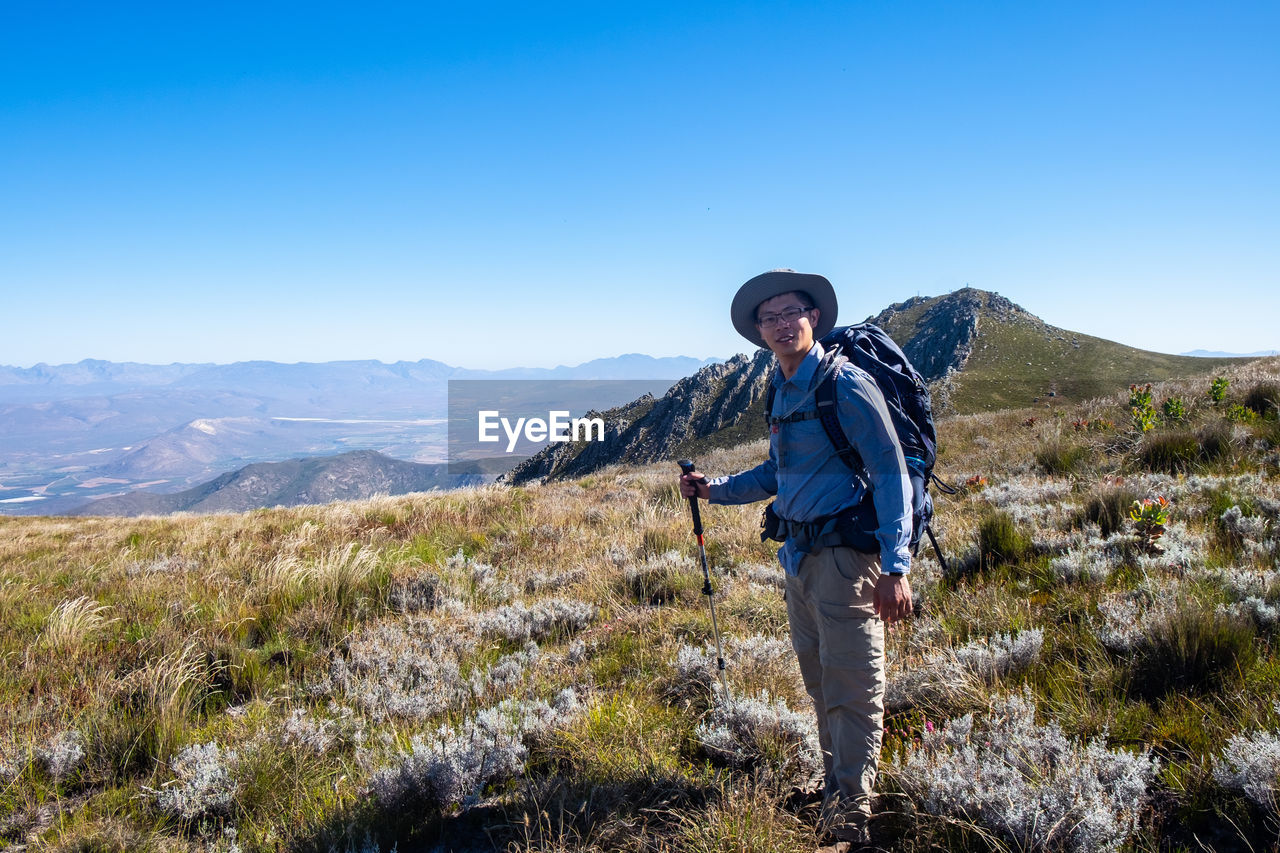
[3,1,1276,369]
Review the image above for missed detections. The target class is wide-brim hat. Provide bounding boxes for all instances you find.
[731,269,838,348]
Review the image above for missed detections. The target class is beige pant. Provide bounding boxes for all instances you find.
[785,545,885,825]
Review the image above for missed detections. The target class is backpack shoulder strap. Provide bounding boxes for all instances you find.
[814,353,864,473]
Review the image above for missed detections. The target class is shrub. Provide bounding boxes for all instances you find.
[953,629,1045,682]
[313,617,474,721]
[887,629,1045,712]
[1128,496,1171,550]
[473,598,597,643]
[892,691,1158,853]
[369,691,580,810]
[147,741,239,821]
[671,635,795,702]
[1161,396,1187,422]
[1215,724,1280,815]
[1081,487,1141,538]
[695,692,822,786]
[36,730,85,782]
[1226,403,1257,424]
[1130,384,1158,433]
[977,512,1033,570]
[1210,376,1230,405]
[1215,504,1274,561]
[388,573,442,614]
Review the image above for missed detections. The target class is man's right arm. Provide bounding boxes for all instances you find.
[680,441,778,505]
[706,454,777,505]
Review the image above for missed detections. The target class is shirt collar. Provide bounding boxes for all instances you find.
[773,341,825,389]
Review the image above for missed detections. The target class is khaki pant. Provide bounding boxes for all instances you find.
[785,545,885,827]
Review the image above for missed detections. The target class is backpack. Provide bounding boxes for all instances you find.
[764,323,954,566]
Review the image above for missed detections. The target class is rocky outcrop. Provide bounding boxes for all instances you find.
[867,288,1041,383]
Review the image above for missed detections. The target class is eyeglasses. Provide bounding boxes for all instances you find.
[755,305,812,329]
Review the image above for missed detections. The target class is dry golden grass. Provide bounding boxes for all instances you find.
[1,359,1278,851]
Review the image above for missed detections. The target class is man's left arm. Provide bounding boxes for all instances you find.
[836,368,914,620]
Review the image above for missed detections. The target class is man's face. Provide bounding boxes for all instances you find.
[755,292,818,358]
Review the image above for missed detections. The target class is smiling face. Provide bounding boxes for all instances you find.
[755,291,819,360]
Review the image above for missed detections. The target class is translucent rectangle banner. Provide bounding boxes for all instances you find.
[447,379,673,476]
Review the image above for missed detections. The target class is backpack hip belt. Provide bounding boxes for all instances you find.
[760,500,879,556]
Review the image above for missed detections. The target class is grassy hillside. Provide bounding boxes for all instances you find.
[2,359,1279,852]
[950,323,1244,414]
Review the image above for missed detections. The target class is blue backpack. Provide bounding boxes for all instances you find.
[764,324,953,564]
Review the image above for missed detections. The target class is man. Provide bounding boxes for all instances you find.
[679,269,913,852]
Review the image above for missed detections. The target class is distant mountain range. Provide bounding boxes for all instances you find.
[0,354,720,400]
[0,354,717,516]
[506,288,1263,484]
[1181,349,1279,358]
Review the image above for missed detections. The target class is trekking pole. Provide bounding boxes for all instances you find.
[677,459,730,698]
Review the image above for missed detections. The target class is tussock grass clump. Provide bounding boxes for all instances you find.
[1197,420,1236,464]
[1129,607,1257,700]
[1080,486,1141,538]
[977,511,1033,571]
[553,691,685,783]
[675,780,811,853]
[1035,440,1090,476]
[37,596,115,652]
[1138,430,1202,473]
[1243,381,1280,419]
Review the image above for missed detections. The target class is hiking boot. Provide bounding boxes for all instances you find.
[815,842,852,853]
[817,818,872,852]
[786,783,825,811]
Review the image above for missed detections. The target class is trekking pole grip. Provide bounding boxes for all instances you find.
[677,459,704,536]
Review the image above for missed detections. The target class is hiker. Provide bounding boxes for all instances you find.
[679,270,913,851]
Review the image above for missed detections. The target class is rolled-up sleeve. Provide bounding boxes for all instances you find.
[838,369,913,574]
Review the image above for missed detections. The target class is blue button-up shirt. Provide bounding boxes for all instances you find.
[707,342,913,576]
